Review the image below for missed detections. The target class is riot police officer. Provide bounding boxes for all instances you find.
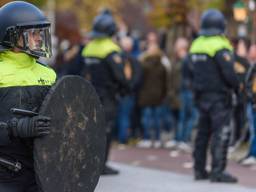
[0,1,56,191]
[189,9,239,183]
[81,10,129,175]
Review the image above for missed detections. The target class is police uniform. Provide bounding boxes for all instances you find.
[189,9,239,183]
[0,51,56,192]
[82,38,128,100]
[81,10,129,174]
[0,2,56,191]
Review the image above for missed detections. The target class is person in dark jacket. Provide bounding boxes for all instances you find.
[0,1,56,191]
[116,36,142,144]
[230,38,250,149]
[81,10,130,175]
[137,32,167,148]
[189,9,239,183]
[239,44,256,166]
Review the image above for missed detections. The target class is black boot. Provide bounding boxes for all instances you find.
[101,165,119,175]
[194,170,209,180]
[210,172,238,183]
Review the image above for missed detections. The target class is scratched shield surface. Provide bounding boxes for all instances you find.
[34,76,106,192]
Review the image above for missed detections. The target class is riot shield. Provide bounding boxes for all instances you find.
[34,75,106,192]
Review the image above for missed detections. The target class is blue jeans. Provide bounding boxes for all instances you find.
[141,106,162,140]
[249,104,256,157]
[160,104,172,132]
[116,96,135,143]
[176,90,198,142]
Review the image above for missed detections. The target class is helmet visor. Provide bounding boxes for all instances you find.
[17,26,52,58]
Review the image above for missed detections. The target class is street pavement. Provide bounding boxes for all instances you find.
[95,146,256,192]
[95,162,256,192]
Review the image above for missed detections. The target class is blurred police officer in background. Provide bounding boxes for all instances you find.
[189,9,239,183]
[0,1,56,191]
[81,9,130,175]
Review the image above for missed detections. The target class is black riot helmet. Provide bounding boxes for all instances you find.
[199,9,226,36]
[90,9,117,38]
[0,1,52,58]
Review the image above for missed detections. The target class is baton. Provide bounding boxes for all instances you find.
[10,108,39,117]
[0,157,22,172]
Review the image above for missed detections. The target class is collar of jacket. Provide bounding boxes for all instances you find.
[189,35,233,57]
[82,37,121,59]
[0,50,56,88]
[0,51,36,68]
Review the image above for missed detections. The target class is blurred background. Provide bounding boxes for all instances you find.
[2,0,256,191]
[1,0,255,61]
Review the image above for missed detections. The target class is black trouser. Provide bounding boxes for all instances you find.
[232,101,246,145]
[194,99,232,175]
[0,167,38,192]
[101,98,117,165]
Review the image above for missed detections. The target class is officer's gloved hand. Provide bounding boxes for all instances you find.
[8,116,51,138]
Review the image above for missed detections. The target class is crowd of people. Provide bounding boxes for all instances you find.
[53,8,256,182]
[54,15,198,151]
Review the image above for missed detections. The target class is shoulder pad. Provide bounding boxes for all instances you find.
[219,50,233,62]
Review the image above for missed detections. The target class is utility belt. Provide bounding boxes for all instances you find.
[196,90,232,100]
[0,157,22,173]
[195,90,234,109]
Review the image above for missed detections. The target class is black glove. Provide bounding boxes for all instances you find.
[8,115,51,138]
